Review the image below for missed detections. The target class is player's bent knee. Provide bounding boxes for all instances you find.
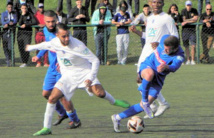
[42,90,51,99]
[48,96,58,104]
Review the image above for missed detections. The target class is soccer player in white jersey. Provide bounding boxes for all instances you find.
[133,0,179,118]
[26,23,130,136]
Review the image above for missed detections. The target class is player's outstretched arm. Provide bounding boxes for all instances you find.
[25,42,54,52]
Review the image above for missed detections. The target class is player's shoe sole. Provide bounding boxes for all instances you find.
[33,127,52,136]
[111,114,121,133]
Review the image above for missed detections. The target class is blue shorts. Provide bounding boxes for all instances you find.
[43,71,61,91]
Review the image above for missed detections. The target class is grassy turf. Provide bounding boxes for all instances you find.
[0,64,214,138]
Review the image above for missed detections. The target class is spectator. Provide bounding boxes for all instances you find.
[130,4,151,48]
[17,4,37,67]
[91,3,112,65]
[34,3,49,67]
[85,0,97,16]
[198,0,210,15]
[68,0,90,46]
[97,0,114,16]
[112,6,131,65]
[1,2,17,67]
[57,0,72,14]
[181,0,198,65]
[168,4,181,32]
[56,7,68,24]
[127,0,139,17]
[116,0,134,20]
[199,4,214,63]
[14,0,36,19]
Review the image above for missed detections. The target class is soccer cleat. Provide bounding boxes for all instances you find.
[66,120,81,129]
[143,102,158,119]
[154,103,170,117]
[114,99,130,108]
[142,102,154,119]
[53,115,68,126]
[185,60,190,65]
[33,127,52,136]
[111,114,121,133]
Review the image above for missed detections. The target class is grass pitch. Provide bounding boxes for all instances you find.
[0,64,214,138]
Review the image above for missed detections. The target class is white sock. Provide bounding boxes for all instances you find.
[115,114,121,120]
[104,91,115,104]
[44,102,56,129]
[137,83,141,87]
[156,91,167,105]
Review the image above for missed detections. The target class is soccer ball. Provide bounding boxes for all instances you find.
[127,116,144,133]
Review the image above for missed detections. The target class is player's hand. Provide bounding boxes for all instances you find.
[32,56,39,62]
[56,63,61,73]
[84,79,92,88]
[157,63,168,73]
[25,44,30,51]
[151,42,159,50]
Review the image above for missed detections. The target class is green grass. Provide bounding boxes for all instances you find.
[0,64,214,138]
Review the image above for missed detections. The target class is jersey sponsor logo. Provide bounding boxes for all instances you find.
[148,28,157,37]
[82,48,89,55]
[60,58,72,66]
[177,56,184,61]
[154,49,166,64]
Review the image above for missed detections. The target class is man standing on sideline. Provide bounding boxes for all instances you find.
[111,35,184,132]
[1,2,17,67]
[31,10,81,136]
[181,0,198,65]
[26,23,130,136]
[132,0,179,119]
[68,0,90,46]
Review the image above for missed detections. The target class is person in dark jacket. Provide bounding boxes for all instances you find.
[56,8,68,24]
[18,4,37,67]
[68,0,90,46]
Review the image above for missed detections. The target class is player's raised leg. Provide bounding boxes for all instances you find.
[89,84,130,108]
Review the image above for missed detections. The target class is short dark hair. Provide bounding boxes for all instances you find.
[7,2,13,6]
[164,35,179,50]
[143,4,150,8]
[56,23,69,33]
[44,10,56,17]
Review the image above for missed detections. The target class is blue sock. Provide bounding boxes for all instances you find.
[55,100,66,117]
[119,103,144,119]
[66,109,80,122]
[138,79,151,102]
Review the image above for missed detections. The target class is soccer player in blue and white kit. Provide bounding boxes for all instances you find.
[27,23,130,136]
[31,10,81,133]
[111,35,184,132]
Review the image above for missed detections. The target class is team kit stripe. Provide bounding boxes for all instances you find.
[154,50,166,64]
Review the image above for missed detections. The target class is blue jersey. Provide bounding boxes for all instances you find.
[139,35,184,88]
[37,27,58,75]
[113,12,130,34]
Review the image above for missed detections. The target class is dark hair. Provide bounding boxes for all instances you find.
[143,4,150,8]
[168,4,178,14]
[119,0,128,11]
[56,23,69,33]
[164,35,179,50]
[7,2,13,6]
[44,10,56,17]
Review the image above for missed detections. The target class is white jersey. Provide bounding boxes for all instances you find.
[137,12,178,71]
[28,35,100,100]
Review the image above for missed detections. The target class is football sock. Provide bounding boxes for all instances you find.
[138,79,151,102]
[104,91,115,104]
[44,102,56,129]
[66,109,80,122]
[118,103,143,119]
[55,100,67,117]
[156,91,167,105]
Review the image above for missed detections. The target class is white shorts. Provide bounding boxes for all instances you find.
[54,69,100,101]
[137,43,154,72]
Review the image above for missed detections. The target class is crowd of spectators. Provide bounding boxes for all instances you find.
[0,0,214,67]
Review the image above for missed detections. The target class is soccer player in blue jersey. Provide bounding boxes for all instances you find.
[111,35,184,132]
[31,10,81,135]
